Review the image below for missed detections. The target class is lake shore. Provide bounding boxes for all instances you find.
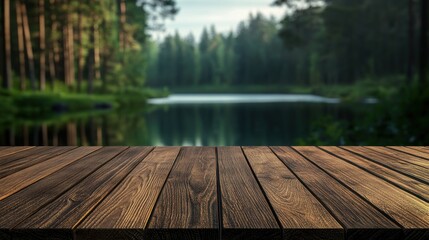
[0,88,168,120]
[169,78,403,102]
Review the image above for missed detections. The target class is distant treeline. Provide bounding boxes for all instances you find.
[147,0,428,88]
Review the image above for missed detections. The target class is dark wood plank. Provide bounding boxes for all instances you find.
[365,147,429,169]
[76,147,181,240]
[387,146,429,160]
[0,146,34,157]
[0,146,54,165]
[0,146,76,179]
[14,147,154,233]
[343,146,429,184]
[242,146,343,240]
[0,147,128,230]
[0,147,101,201]
[270,146,401,240]
[217,147,281,240]
[147,147,218,240]
[295,146,429,230]
[321,146,429,202]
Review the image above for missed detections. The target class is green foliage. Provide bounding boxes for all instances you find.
[3,0,178,95]
[12,92,117,116]
[298,83,429,145]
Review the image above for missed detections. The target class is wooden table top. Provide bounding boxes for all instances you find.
[0,146,428,240]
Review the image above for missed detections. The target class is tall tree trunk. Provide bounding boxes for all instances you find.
[77,10,84,92]
[16,0,26,90]
[420,0,428,86]
[118,0,126,52]
[2,0,12,89]
[47,0,56,86]
[88,25,95,94]
[408,0,414,83]
[39,0,46,90]
[67,12,75,87]
[94,25,101,80]
[63,21,70,86]
[50,0,59,85]
[21,2,37,90]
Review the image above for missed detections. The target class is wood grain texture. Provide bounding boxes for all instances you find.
[271,146,401,240]
[0,147,128,230]
[0,146,427,240]
[217,147,281,240]
[321,146,429,202]
[365,147,429,169]
[148,147,218,240]
[0,146,34,157]
[0,146,54,165]
[0,147,100,201]
[77,147,181,232]
[295,146,429,229]
[242,146,343,240]
[14,147,144,229]
[0,146,75,179]
[406,146,429,156]
[343,146,429,184]
[387,146,429,160]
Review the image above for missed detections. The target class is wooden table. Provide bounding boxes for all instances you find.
[0,146,428,240]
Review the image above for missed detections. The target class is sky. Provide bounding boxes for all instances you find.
[150,0,286,40]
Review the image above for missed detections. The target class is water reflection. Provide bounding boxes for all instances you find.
[0,98,364,146]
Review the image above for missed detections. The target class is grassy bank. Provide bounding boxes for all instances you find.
[0,88,168,119]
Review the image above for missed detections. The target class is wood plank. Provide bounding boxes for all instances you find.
[408,146,429,155]
[217,147,281,240]
[295,146,429,230]
[0,146,34,157]
[321,146,429,202]
[76,147,181,240]
[365,147,429,169]
[0,147,101,201]
[14,147,154,233]
[0,147,128,230]
[147,147,218,240]
[0,146,76,179]
[242,146,343,240]
[387,146,429,160]
[0,146,54,165]
[270,146,401,240]
[343,146,429,184]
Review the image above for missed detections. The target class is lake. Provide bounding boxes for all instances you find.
[0,94,373,146]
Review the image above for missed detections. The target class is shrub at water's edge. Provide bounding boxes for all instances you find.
[0,88,168,119]
[297,83,429,145]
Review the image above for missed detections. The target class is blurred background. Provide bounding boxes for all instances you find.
[0,0,428,146]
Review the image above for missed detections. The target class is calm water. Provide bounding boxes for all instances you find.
[0,94,371,146]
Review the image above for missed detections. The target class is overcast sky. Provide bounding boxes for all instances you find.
[150,0,286,40]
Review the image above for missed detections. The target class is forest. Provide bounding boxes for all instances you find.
[0,0,177,115]
[147,0,428,96]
